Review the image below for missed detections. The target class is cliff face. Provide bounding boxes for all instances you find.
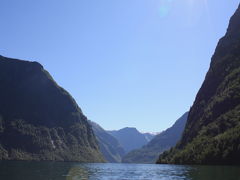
[89,121,125,163]
[157,5,240,165]
[0,56,104,162]
[122,112,188,164]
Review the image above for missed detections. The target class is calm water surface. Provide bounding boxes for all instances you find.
[0,161,240,180]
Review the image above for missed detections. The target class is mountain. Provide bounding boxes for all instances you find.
[89,121,125,163]
[0,56,104,162]
[143,133,155,142]
[157,5,240,165]
[108,127,154,153]
[122,112,188,163]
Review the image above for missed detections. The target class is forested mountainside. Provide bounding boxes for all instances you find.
[158,5,240,165]
[89,121,125,163]
[0,56,104,162]
[108,127,154,153]
[122,112,188,163]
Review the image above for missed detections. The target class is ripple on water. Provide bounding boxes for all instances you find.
[0,161,240,180]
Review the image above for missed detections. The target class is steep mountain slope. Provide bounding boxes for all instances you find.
[89,121,125,163]
[122,112,188,163]
[157,5,240,165]
[108,128,153,153]
[0,56,104,162]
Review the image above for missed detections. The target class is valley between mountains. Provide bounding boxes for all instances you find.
[0,4,240,165]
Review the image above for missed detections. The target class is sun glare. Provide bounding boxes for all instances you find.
[158,0,174,18]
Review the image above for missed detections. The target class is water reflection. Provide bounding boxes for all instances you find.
[0,161,240,180]
[66,166,89,180]
[0,161,72,180]
[186,165,240,180]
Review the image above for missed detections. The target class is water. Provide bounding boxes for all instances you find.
[0,161,240,180]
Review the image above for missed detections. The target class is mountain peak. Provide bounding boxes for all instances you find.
[226,4,240,37]
[120,127,138,132]
[108,127,154,153]
[122,112,188,164]
[0,55,43,69]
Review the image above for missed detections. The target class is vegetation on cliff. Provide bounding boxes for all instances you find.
[157,5,240,165]
[0,56,104,162]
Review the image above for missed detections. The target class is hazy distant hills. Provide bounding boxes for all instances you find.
[158,4,240,165]
[89,121,125,163]
[143,132,155,142]
[90,121,156,162]
[0,56,104,162]
[122,112,188,163]
[108,127,155,153]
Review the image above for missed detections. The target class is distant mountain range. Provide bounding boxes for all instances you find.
[89,121,125,163]
[0,56,104,162]
[0,55,159,163]
[1,4,239,165]
[122,112,188,163]
[157,4,240,165]
[89,122,156,162]
[108,127,155,153]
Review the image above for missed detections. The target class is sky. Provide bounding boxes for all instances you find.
[0,0,239,132]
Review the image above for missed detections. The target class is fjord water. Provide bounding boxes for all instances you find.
[0,161,240,180]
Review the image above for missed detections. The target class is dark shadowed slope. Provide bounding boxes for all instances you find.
[108,127,153,153]
[122,112,188,163]
[89,121,125,163]
[158,5,240,165]
[0,56,104,162]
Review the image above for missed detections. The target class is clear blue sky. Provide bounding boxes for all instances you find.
[0,0,239,132]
